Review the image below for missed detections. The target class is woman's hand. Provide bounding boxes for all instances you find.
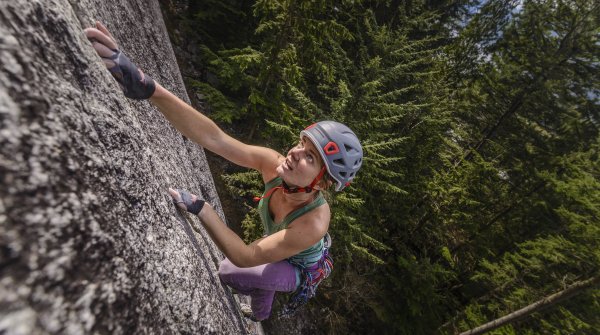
[168,188,206,215]
[84,21,156,99]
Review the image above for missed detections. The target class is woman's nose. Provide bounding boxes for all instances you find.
[290,147,304,160]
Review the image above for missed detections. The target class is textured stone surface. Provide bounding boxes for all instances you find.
[158,2,323,334]
[0,0,255,333]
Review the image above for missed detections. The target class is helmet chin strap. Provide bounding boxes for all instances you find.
[282,166,327,194]
[253,166,327,202]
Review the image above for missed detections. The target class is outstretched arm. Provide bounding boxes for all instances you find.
[149,84,281,174]
[84,21,282,177]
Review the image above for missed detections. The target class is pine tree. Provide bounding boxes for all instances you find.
[213,1,466,332]
[436,0,600,333]
[166,0,599,333]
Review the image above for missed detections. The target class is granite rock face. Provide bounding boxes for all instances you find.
[0,0,251,333]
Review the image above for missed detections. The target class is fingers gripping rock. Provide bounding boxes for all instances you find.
[105,49,156,100]
[175,189,205,215]
[85,24,155,100]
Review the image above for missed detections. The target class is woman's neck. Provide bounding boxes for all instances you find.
[280,189,318,206]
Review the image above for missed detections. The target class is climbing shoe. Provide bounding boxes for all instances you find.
[239,303,262,322]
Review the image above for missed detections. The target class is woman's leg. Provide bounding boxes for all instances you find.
[218,258,298,320]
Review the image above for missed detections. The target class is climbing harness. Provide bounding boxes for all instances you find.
[279,233,334,318]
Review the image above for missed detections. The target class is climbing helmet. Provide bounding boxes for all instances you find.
[300,121,363,192]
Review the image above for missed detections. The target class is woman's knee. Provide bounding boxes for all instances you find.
[218,258,236,281]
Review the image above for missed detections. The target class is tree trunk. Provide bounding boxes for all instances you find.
[459,275,600,335]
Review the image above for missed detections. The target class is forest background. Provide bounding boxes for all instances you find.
[159,0,599,334]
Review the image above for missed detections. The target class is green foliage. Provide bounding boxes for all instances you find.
[437,1,600,333]
[175,0,600,333]
[240,207,263,243]
[187,79,240,123]
[221,170,264,198]
[221,170,265,243]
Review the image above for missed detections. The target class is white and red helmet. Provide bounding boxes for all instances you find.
[301,121,363,191]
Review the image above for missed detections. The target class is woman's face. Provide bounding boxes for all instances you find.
[276,136,324,188]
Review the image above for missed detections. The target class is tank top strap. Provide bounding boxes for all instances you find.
[281,192,326,227]
[264,176,282,193]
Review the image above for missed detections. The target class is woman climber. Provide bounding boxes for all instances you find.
[84,21,363,321]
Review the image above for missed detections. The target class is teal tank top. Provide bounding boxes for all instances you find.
[258,177,327,268]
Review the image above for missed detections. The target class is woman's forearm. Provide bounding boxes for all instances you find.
[149,83,222,151]
[197,203,254,267]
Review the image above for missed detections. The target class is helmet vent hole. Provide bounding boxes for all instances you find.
[340,171,347,177]
[333,158,345,167]
[324,142,340,155]
[344,144,355,153]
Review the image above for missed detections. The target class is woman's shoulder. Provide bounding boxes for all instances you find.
[288,196,330,232]
[260,155,286,183]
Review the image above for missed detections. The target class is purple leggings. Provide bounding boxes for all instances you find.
[218,258,298,320]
